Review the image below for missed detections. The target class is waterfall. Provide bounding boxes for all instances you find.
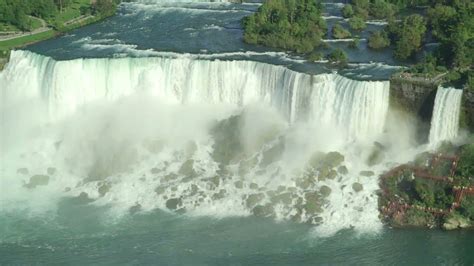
[1,50,389,141]
[0,50,392,234]
[429,86,463,146]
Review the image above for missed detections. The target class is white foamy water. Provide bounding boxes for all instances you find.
[0,50,399,236]
[429,86,463,146]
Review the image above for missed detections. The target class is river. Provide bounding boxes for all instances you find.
[0,1,472,265]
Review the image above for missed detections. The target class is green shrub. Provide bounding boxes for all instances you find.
[327,48,348,65]
[368,31,390,49]
[341,4,354,18]
[349,16,366,31]
[332,23,351,39]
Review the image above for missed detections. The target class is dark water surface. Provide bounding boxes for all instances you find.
[1,201,473,265]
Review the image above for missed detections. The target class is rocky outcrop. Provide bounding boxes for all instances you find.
[389,75,439,121]
[461,90,474,131]
[390,75,474,134]
[443,215,471,230]
[0,58,7,71]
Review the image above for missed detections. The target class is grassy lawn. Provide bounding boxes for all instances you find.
[0,22,20,32]
[54,0,93,25]
[28,17,44,30]
[0,30,58,52]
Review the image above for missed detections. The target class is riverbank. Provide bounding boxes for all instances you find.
[379,141,474,230]
[0,0,121,68]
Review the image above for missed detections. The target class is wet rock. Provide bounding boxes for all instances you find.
[366,144,385,166]
[312,151,345,169]
[24,175,50,189]
[205,176,219,190]
[179,160,196,177]
[295,177,314,189]
[319,185,332,197]
[352,182,363,192]
[338,165,348,175]
[163,173,178,182]
[307,151,325,168]
[260,140,285,167]
[98,182,111,197]
[291,212,302,223]
[188,184,199,196]
[17,168,29,175]
[309,216,323,225]
[443,215,471,230]
[246,193,265,208]
[360,170,375,177]
[271,192,293,205]
[212,189,227,200]
[150,168,160,174]
[249,183,259,190]
[325,152,345,167]
[210,115,243,165]
[234,180,244,189]
[72,192,94,204]
[252,204,274,217]
[129,204,141,214]
[327,169,338,179]
[304,192,323,214]
[166,198,182,210]
[47,167,56,175]
[255,169,266,175]
[318,167,330,181]
[155,186,166,195]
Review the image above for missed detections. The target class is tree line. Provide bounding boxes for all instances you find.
[0,0,121,31]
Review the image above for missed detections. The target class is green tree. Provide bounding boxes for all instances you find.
[349,16,366,31]
[332,23,351,39]
[370,0,396,19]
[327,48,348,65]
[341,4,354,18]
[368,30,390,49]
[393,15,426,60]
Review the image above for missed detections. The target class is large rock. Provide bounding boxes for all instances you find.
[443,215,471,230]
[352,182,363,192]
[338,165,348,175]
[24,175,49,188]
[166,198,182,210]
[360,170,375,177]
[304,192,323,214]
[17,168,29,175]
[319,185,332,197]
[246,193,265,208]
[179,159,196,177]
[307,151,344,169]
[98,182,111,197]
[252,204,274,217]
[271,192,293,205]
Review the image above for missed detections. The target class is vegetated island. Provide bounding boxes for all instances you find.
[242,0,473,91]
[243,0,474,230]
[0,0,122,69]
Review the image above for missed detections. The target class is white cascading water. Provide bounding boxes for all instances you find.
[0,50,392,236]
[429,86,463,146]
[2,50,389,141]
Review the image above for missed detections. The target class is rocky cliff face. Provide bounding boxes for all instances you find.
[390,76,474,132]
[461,91,474,131]
[389,76,439,121]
